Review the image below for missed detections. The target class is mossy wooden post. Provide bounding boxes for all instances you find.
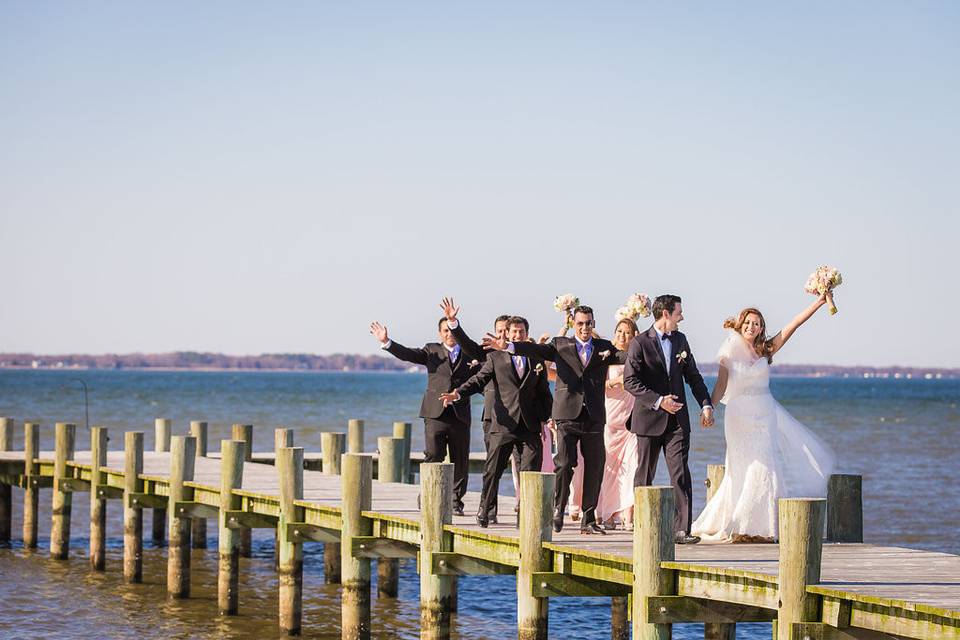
[341,453,373,639]
[703,465,734,640]
[827,474,862,543]
[190,421,209,549]
[167,435,196,598]
[0,417,12,542]
[420,462,453,639]
[153,418,172,545]
[518,471,555,640]
[50,422,77,560]
[23,422,40,549]
[777,498,826,640]
[218,439,245,615]
[89,426,108,571]
[632,486,675,640]
[611,596,629,640]
[376,436,404,599]
[392,421,412,483]
[278,446,305,635]
[321,431,346,584]
[123,431,144,583]
[274,427,294,570]
[347,419,364,454]
[232,423,254,558]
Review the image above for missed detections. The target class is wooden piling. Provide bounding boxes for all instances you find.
[611,596,629,640]
[376,437,404,599]
[50,422,76,560]
[777,498,825,640]
[153,418,171,545]
[190,421,208,549]
[23,422,40,549]
[420,462,453,639]
[518,471,555,640]
[232,423,254,558]
[0,417,12,542]
[275,428,294,570]
[827,474,863,543]
[167,435,196,598]
[218,439,245,615]
[341,453,373,640]
[89,426,108,571]
[321,431,346,584]
[632,486,675,640]
[392,421,412,483]
[347,419,364,454]
[123,431,144,583]
[277,446,305,635]
[703,464,734,640]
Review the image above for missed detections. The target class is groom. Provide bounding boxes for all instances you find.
[624,294,713,544]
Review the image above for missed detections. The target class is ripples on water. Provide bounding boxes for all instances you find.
[1,370,958,639]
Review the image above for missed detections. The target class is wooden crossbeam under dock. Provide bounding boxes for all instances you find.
[1,448,958,640]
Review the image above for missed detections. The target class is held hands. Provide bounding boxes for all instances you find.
[481,332,509,351]
[701,406,715,429]
[660,395,684,415]
[606,375,624,390]
[369,321,389,345]
[438,390,461,407]
[438,297,460,323]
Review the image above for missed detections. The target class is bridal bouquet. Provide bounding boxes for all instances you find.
[553,293,580,328]
[804,265,843,315]
[615,292,651,322]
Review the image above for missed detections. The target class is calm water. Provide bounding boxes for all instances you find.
[1,370,958,639]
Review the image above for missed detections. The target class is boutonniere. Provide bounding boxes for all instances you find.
[467,359,480,368]
[676,350,688,365]
[534,363,544,375]
[599,350,611,360]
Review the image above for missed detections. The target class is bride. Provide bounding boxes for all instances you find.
[691,293,836,543]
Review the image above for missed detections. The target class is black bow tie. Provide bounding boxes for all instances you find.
[660,333,672,341]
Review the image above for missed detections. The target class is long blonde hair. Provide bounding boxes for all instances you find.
[723,308,773,363]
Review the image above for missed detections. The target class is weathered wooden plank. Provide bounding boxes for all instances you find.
[174,501,219,519]
[224,510,278,529]
[286,522,340,543]
[532,572,631,598]
[431,552,516,576]
[351,536,417,558]
[128,492,167,509]
[646,596,776,623]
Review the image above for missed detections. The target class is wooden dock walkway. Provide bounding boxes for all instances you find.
[1,419,958,640]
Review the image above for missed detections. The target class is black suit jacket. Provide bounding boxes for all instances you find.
[384,340,479,424]
[623,327,711,436]
[512,336,625,422]
[450,323,495,423]
[456,351,552,434]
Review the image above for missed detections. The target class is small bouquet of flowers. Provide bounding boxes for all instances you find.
[615,292,651,322]
[553,293,580,329]
[804,265,843,315]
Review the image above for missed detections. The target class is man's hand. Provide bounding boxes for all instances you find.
[370,321,389,345]
[545,419,557,440]
[438,297,460,323]
[660,395,684,415]
[701,406,715,428]
[438,390,460,407]
[482,332,508,351]
[537,332,551,344]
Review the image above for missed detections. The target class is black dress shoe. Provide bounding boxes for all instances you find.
[453,505,465,517]
[476,514,489,528]
[552,509,564,533]
[488,515,498,525]
[580,522,607,535]
[674,533,701,545]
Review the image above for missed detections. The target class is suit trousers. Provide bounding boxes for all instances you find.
[424,414,471,507]
[554,417,605,525]
[480,419,496,517]
[479,423,542,520]
[634,415,693,534]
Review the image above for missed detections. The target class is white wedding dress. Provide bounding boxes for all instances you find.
[691,330,836,541]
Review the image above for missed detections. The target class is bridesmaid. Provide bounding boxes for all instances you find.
[597,318,639,529]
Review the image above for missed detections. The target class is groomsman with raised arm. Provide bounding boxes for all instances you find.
[441,316,552,528]
[370,300,481,515]
[484,305,625,534]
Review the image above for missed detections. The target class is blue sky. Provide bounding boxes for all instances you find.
[2,2,958,366]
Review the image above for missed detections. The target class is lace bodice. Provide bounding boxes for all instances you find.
[717,330,772,403]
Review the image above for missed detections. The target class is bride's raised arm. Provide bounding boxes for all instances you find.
[767,293,827,356]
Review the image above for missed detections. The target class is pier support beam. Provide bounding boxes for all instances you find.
[167,435,196,598]
[704,464,734,640]
[827,474,862,543]
[50,422,77,560]
[153,418,171,546]
[123,431,144,583]
[632,486,675,640]
[420,462,453,639]
[278,446,305,635]
[348,419,364,454]
[518,471,554,640]
[777,498,825,640]
[218,439,245,615]
[376,437,404,599]
[190,421,209,549]
[90,426,108,570]
[341,453,373,640]
[321,431,346,584]
[610,596,629,640]
[392,421,412,483]
[23,422,40,549]
[232,423,254,557]
[275,428,294,571]
[0,418,12,542]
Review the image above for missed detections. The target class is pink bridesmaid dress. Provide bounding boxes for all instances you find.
[596,364,638,523]
[510,423,556,510]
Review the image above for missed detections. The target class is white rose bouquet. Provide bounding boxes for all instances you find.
[804,265,843,315]
[553,293,580,329]
[615,293,651,322]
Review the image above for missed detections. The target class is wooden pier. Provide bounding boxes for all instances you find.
[0,418,958,639]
